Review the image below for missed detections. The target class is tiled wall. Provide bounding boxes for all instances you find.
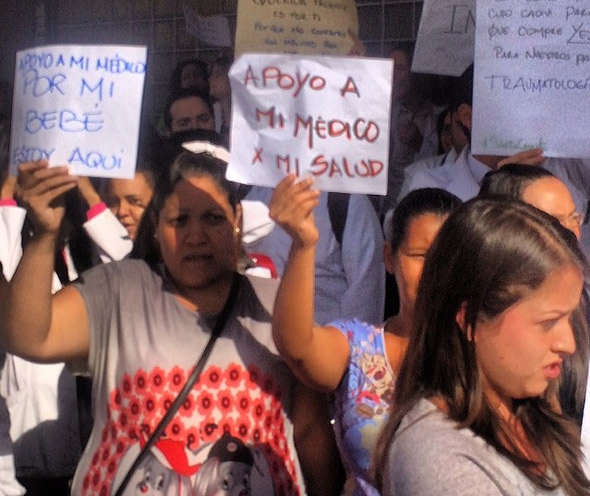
[2,0,423,117]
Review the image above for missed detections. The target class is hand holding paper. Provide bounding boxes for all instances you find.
[497,148,544,169]
[270,175,320,250]
[17,160,77,236]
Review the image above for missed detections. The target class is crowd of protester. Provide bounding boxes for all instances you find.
[0,32,589,496]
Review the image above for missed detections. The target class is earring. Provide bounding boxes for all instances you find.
[234,227,241,235]
[466,328,473,342]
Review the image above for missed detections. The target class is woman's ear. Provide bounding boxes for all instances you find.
[455,302,473,341]
[383,241,396,275]
[234,202,243,238]
[457,104,472,132]
[151,209,159,241]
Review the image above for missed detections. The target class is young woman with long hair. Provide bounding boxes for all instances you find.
[373,197,590,495]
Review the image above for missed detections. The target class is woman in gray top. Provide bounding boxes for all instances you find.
[373,197,590,496]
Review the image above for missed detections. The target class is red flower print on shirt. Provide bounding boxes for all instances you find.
[251,398,266,419]
[167,365,186,393]
[236,390,251,412]
[217,415,237,437]
[127,398,142,421]
[261,372,278,397]
[157,391,176,417]
[216,389,234,413]
[236,416,252,439]
[203,365,223,387]
[165,417,186,439]
[83,363,300,496]
[133,369,148,392]
[121,373,133,397]
[178,392,196,418]
[246,364,262,389]
[224,362,243,387]
[185,426,200,448]
[142,392,158,414]
[200,416,218,443]
[148,366,166,393]
[196,390,215,416]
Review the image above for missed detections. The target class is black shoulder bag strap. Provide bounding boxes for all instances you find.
[114,273,242,496]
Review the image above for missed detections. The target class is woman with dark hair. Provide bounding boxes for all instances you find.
[270,180,460,495]
[373,197,590,495]
[479,164,588,424]
[480,163,583,240]
[1,153,341,496]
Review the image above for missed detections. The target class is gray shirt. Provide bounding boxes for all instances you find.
[71,260,306,495]
[384,399,566,496]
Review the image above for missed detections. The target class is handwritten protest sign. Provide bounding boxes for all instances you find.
[235,0,358,56]
[184,4,232,48]
[472,0,590,158]
[10,44,147,178]
[412,0,475,76]
[228,54,393,195]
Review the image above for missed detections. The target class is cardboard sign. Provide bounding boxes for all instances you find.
[10,44,147,178]
[228,53,393,195]
[235,0,358,56]
[184,4,232,48]
[472,0,590,158]
[412,0,475,76]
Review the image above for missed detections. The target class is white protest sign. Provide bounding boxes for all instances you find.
[184,4,232,48]
[472,0,590,158]
[412,0,475,76]
[228,54,393,195]
[10,44,147,178]
[235,0,358,56]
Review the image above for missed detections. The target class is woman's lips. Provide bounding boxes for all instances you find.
[543,361,562,379]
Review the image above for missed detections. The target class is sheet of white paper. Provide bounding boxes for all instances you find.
[9,44,147,178]
[412,0,475,76]
[234,0,358,57]
[472,0,590,158]
[228,54,393,195]
[184,4,232,48]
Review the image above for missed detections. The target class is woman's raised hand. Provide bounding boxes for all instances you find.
[17,160,78,236]
[270,175,321,249]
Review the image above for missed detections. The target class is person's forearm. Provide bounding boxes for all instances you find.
[273,243,316,363]
[0,232,56,356]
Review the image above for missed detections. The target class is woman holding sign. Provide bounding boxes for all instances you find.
[270,177,460,495]
[0,151,341,496]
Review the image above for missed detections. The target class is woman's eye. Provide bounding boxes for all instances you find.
[172,214,188,226]
[540,319,559,331]
[203,212,226,225]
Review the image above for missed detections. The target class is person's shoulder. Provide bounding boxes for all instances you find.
[328,319,377,338]
[406,160,454,192]
[406,154,446,176]
[386,400,518,496]
[77,258,158,287]
[242,272,280,314]
[393,399,466,450]
[104,258,154,276]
